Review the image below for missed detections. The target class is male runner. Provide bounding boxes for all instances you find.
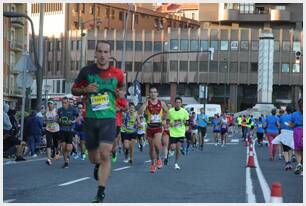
[138,86,168,173]
[167,96,189,170]
[71,40,124,202]
[196,108,209,151]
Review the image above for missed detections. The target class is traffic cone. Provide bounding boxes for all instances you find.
[270,182,283,203]
[249,135,253,144]
[246,145,256,168]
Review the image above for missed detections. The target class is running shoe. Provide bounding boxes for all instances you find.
[294,164,303,175]
[111,152,117,163]
[291,155,297,162]
[157,159,163,169]
[51,150,55,159]
[150,164,156,173]
[80,154,86,160]
[174,163,181,170]
[278,154,283,160]
[163,158,168,165]
[62,162,69,169]
[285,162,292,171]
[46,159,52,166]
[93,164,100,180]
[92,193,105,203]
[32,154,38,158]
[123,158,130,163]
[139,145,143,152]
[15,156,26,161]
[169,150,175,157]
[72,153,79,159]
[128,159,133,164]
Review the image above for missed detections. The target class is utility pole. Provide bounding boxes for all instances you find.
[121,4,132,72]
[39,3,45,108]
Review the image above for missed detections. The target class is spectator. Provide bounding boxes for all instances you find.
[8,109,19,137]
[26,110,43,157]
[3,102,26,161]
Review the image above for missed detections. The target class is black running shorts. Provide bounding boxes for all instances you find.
[84,118,116,150]
[121,132,137,141]
[60,131,73,144]
[169,137,185,144]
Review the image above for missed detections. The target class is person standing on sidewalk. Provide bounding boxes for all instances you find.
[26,110,43,157]
[71,40,124,202]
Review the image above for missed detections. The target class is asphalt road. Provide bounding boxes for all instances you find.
[3,128,303,203]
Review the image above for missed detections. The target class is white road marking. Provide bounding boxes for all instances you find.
[204,139,209,142]
[4,157,47,165]
[144,160,151,163]
[58,177,90,186]
[246,146,256,203]
[113,166,131,171]
[206,142,238,145]
[231,139,240,143]
[4,199,16,203]
[252,141,271,202]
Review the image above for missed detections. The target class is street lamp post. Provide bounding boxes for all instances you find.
[4,11,43,111]
[44,84,51,109]
[79,18,102,69]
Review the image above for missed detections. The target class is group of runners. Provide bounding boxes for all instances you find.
[41,40,302,203]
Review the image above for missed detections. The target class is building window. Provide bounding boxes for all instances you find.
[240,41,249,50]
[275,5,286,10]
[62,80,65,93]
[77,40,81,50]
[119,11,123,21]
[179,61,188,71]
[170,61,178,71]
[97,6,101,16]
[224,3,239,9]
[230,41,239,50]
[48,61,52,72]
[251,41,259,51]
[219,62,228,73]
[116,61,122,68]
[210,41,218,51]
[282,41,290,51]
[170,39,179,50]
[88,40,95,50]
[190,61,198,72]
[220,41,228,51]
[111,9,115,19]
[281,63,289,72]
[56,80,61,93]
[48,41,53,51]
[153,62,162,72]
[274,41,280,51]
[293,41,301,52]
[200,40,208,51]
[230,62,238,72]
[87,60,95,65]
[240,62,248,73]
[57,40,62,50]
[126,41,133,51]
[292,64,300,73]
[250,62,258,72]
[163,41,169,51]
[144,41,152,51]
[154,41,162,51]
[71,40,74,50]
[190,40,199,51]
[210,61,218,72]
[135,41,142,51]
[273,63,279,73]
[200,61,208,72]
[116,41,123,50]
[135,15,139,24]
[81,3,85,13]
[239,3,254,14]
[56,61,60,72]
[90,6,94,14]
[180,39,189,50]
[134,62,142,71]
[125,62,132,71]
[192,13,195,20]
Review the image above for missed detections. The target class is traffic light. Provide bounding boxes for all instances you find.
[295,50,302,64]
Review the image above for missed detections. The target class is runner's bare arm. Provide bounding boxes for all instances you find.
[161,101,168,113]
[138,98,149,115]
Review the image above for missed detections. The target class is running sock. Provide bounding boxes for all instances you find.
[98,186,105,195]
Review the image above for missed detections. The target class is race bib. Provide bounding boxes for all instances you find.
[127,121,135,130]
[91,92,110,111]
[150,114,161,123]
[258,124,262,128]
[174,120,181,128]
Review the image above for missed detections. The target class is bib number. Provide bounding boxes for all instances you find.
[150,114,161,123]
[91,93,110,111]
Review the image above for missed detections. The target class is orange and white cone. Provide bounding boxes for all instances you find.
[270,182,283,203]
[246,145,256,168]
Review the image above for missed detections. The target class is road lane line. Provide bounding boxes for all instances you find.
[113,166,131,171]
[4,157,47,165]
[58,177,90,186]
[246,146,256,203]
[4,199,16,203]
[144,160,151,163]
[252,141,271,202]
[231,139,240,143]
[206,142,238,145]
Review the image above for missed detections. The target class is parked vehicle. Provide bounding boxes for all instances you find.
[184,104,222,118]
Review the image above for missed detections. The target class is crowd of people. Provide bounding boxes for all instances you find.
[3,41,303,203]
